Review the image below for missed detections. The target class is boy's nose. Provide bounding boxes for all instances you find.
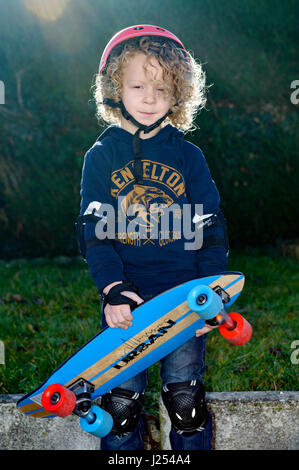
[143,87,156,103]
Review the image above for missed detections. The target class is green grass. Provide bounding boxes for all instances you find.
[0,258,101,394]
[0,250,298,416]
[207,248,299,392]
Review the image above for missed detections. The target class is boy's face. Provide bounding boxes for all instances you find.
[120,53,172,137]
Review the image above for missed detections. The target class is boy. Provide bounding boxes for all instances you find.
[77,25,229,450]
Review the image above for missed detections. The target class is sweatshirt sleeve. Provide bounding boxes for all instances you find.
[80,145,127,293]
[183,141,229,277]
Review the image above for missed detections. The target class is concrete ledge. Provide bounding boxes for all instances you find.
[1,392,298,450]
[0,395,101,450]
[160,391,299,450]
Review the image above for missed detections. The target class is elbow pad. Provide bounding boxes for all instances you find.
[193,211,229,254]
[76,201,112,260]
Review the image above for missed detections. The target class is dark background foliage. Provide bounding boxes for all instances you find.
[0,0,298,259]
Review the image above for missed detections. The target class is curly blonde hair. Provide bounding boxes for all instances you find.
[92,37,207,132]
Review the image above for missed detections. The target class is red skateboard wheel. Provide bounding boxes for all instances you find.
[218,312,252,345]
[41,383,76,417]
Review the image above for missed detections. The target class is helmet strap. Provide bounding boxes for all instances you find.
[103,98,172,184]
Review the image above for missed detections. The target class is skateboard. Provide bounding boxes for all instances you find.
[17,271,252,438]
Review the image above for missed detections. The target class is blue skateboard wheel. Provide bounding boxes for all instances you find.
[80,404,113,437]
[187,284,222,320]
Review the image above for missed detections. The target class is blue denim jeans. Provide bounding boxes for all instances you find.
[100,294,213,450]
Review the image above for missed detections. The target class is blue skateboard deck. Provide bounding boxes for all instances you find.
[17,271,245,419]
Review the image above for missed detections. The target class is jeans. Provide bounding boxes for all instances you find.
[100,294,213,450]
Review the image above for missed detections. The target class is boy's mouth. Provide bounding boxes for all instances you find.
[139,111,155,116]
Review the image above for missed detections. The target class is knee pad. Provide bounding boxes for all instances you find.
[162,380,209,436]
[101,387,144,436]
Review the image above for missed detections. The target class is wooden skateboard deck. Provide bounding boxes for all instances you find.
[17,272,245,419]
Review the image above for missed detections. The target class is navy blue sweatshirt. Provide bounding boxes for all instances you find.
[80,124,228,297]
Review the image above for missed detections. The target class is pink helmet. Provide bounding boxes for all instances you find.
[99,24,189,75]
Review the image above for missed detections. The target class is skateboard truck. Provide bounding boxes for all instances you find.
[68,379,109,431]
[68,378,95,417]
[207,308,252,345]
[41,379,113,437]
[213,285,230,304]
[41,379,95,418]
[215,308,236,330]
[205,286,231,327]
[187,283,252,345]
[211,287,252,344]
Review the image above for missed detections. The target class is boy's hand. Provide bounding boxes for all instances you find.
[103,282,144,329]
[195,323,219,337]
